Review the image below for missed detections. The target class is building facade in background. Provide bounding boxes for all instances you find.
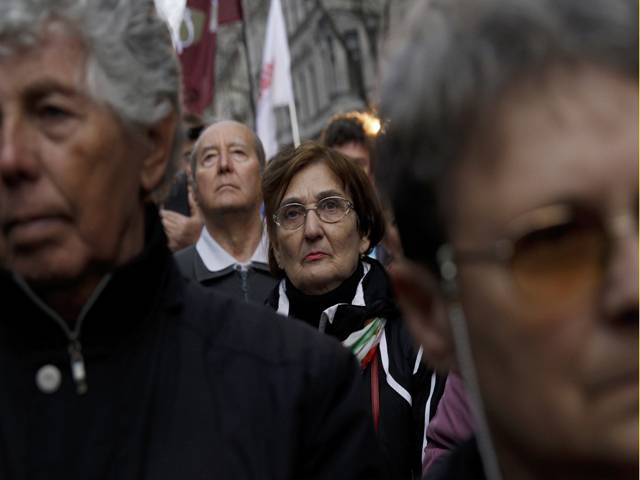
[211,0,415,150]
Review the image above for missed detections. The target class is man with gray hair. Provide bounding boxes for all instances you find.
[175,120,277,304]
[377,0,637,479]
[0,1,379,478]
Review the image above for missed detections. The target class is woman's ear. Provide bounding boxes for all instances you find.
[390,258,456,373]
[358,234,370,255]
[140,111,178,194]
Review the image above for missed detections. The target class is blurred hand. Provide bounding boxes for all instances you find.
[160,186,203,252]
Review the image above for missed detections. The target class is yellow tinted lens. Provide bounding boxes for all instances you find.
[511,221,606,302]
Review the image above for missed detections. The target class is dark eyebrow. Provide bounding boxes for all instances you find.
[316,190,345,200]
[503,198,595,237]
[280,197,305,206]
[280,190,346,207]
[24,79,85,101]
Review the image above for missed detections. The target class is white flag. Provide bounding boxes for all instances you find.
[256,0,299,160]
[154,0,186,51]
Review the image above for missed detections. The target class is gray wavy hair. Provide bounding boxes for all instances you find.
[0,0,183,193]
[377,0,637,273]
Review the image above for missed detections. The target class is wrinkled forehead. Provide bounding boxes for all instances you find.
[459,65,637,191]
[448,66,637,240]
[0,14,78,55]
[198,122,254,151]
[281,159,348,204]
[0,25,89,96]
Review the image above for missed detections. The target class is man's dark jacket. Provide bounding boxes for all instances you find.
[174,243,277,305]
[0,208,380,479]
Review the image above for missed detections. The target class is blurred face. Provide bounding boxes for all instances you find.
[273,161,369,295]
[334,142,371,176]
[193,121,262,216]
[0,29,155,288]
[449,68,637,470]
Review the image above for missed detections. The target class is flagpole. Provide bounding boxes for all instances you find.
[288,100,300,147]
[239,0,257,122]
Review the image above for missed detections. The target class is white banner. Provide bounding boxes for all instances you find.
[256,0,299,160]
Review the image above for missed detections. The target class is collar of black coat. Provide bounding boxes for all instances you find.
[192,250,271,282]
[326,258,400,341]
[284,261,364,329]
[0,204,184,350]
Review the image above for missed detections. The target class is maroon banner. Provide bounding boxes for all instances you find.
[179,0,216,114]
[179,0,244,114]
[218,0,243,24]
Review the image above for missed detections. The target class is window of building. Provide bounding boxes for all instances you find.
[308,62,319,116]
[343,29,362,91]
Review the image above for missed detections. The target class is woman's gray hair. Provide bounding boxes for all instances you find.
[0,0,183,193]
[377,0,638,273]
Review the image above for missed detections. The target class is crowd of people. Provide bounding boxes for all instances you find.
[0,0,636,479]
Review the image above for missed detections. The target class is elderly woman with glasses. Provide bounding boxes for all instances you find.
[262,142,444,480]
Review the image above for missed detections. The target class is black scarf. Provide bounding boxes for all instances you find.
[269,258,400,343]
[286,262,363,330]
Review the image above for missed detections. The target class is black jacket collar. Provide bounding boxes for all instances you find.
[1,204,182,350]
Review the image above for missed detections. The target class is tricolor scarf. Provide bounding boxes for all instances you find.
[342,316,386,368]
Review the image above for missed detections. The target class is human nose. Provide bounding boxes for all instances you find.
[601,212,638,326]
[0,112,38,186]
[303,208,324,240]
[217,149,234,173]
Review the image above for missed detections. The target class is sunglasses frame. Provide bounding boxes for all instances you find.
[436,205,635,302]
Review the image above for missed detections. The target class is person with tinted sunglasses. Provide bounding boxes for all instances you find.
[377,0,637,479]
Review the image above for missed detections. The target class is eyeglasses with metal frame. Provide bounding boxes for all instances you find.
[273,196,354,231]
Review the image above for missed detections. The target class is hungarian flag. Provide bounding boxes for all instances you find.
[179,0,243,114]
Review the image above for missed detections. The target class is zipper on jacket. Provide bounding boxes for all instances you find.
[68,340,88,395]
[13,273,112,395]
[236,264,249,302]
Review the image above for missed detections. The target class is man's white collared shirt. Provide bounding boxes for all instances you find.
[195,226,269,272]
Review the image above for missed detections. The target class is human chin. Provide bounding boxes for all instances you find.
[298,263,344,295]
[212,195,250,213]
[8,237,91,286]
[608,416,639,463]
[593,386,639,462]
